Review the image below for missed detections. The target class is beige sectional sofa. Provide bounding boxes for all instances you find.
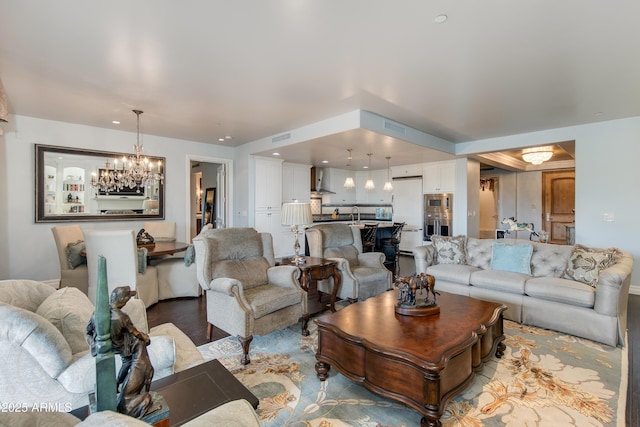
[414,237,634,347]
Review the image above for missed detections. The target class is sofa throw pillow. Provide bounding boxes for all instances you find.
[36,286,94,354]
[65,240,86,269]
[564,244,618,287]
[491,242,533,275]
[431,235,467,265]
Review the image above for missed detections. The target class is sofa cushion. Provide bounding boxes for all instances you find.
[432,235,467,265]
[427,264,480,286]
[243,284,302,319]
[470,269,529,294]
[525,277,595,308]
[564,244,618,287]
[65,240,86,269]
[529,242,573,278]
[491,242,533,275]
[36,287,94,354]
[465,238,494,269]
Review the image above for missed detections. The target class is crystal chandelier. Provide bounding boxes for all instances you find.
[383,156,393,191]
[91,110,164,193]
[364,153,375,190]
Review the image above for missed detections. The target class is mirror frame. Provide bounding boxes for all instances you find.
[35,144,165,223]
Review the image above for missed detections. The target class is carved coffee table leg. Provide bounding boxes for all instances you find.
[496,341,506,358]
[420,416,442,427]
[315,361,330,380]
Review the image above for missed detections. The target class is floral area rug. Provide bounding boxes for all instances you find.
[198,319,627,427]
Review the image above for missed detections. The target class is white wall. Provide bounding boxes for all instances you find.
[0,115,234,281]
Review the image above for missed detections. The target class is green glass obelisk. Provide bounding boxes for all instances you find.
[94,255,117,412]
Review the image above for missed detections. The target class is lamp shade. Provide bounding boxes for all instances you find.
[281,202,313,226]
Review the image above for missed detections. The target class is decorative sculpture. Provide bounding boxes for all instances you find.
[394,273,440,316]
[136,228,155,246]
[86,284,160,418]
[501,217,540,240]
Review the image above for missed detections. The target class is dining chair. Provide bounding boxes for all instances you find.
[51,225,89,294]
[381,222,405,278]
[84,229,159,307]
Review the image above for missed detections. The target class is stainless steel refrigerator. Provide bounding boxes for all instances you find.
[391,177,424,254]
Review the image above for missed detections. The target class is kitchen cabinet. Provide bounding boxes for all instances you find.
[423,161,455,193]
[255,157,282,210]
[282,162,311,203]
[255,210,285,256]
[355,170,392,204]
[391,164,423,178]
[325,168,355,203]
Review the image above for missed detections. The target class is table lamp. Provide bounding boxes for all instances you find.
[281,201,313,264]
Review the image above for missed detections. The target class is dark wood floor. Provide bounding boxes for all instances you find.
[147,255,639,425]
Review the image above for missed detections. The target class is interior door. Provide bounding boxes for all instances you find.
[215,164,227,228]
[542,170,575,244]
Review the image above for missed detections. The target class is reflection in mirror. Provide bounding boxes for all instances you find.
[35,144,165,222]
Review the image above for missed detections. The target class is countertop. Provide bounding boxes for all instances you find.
[312,213,392,223]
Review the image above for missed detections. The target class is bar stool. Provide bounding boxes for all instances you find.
[361,223,379,253]
[381,222,405,278]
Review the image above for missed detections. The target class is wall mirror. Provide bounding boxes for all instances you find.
[35,144,165,222]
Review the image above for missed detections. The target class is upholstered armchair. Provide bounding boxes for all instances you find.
[51,225,89,294]
[306,223,392,303]
[84,229,159,308]
[0,280,204,410]
[193,227,308,365]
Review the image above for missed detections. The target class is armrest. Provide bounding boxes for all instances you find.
[414,244,435,274]
[358,252,386,268]
[327,257,357,283]
[594,261,633,316]
[267,265,301,289]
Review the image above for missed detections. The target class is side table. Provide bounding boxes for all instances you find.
[281,256,341,315]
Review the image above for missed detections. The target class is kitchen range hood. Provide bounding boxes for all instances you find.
[310,167,335,195]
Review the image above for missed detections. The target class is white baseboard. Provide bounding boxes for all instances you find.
[629,285,640,295]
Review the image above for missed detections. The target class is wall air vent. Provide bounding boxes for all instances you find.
[272,132,291,143]
[383,120,406,135]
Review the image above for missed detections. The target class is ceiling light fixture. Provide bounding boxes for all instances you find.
[522,147,553,165]
[383,156,393,192]
[344,149,355,189]
[91,110,164,193]
[434,14,448,24]
[365,153,375,190]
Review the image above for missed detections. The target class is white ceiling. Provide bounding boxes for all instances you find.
[1,1,639,170]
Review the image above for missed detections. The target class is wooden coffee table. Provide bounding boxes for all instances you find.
[315,290,506,427]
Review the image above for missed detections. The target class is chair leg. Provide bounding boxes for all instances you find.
[302,314,310,336]
[239,335,253,365]
[207,322,213,341]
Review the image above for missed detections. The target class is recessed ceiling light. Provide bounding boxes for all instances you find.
[224,135,232,140]
[218,138,225,142]
[112,120,120,125]
[594,112,604,117]
[272,152,280,156]
[434,14,448,24]
[322,160,329,164]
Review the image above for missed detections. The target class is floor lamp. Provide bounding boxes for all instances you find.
[281,201,313,264]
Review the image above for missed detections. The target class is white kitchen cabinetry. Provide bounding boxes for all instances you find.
[282,162,311,203]
[254,157,284,256]
[255,157,282,210]
[423,161,456,193]
[325,168,355,203]
[392,164,423,178]
[355,169,392,204]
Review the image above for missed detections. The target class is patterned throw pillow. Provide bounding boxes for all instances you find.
[65,240,86,269]
[431,235,467,265]
[564,244,618,287]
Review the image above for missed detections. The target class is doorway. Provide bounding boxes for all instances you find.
[542,170,575,244]
[187,155,233,241]
[479,177,499,239]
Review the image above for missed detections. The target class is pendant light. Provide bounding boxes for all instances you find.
[383,156,393,191]
[343,149,355,189]
[364,153,375,190]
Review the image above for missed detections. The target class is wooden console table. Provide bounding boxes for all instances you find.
[281,256,341,315]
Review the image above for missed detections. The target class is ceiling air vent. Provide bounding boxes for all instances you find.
[383,120,406,135]
[272,132,291,143]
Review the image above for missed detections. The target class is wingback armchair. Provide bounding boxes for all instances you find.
[0,280,204,410]
[306,223,392,303]
[193,227,308,365]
